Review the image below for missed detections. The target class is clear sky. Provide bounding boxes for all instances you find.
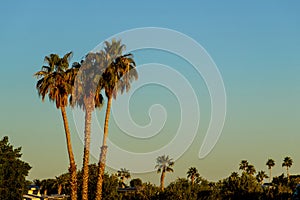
[0,1,300,186]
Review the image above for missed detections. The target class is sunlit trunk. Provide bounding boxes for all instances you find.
[287,167,290,182]
[95,96,112,200]
[191,175,195,185]
[82,97,93,200]
[160,170,166,191]
[269,168,272,183]
[60,107,77,200]
[121,178,126,188]
[58,184,62,195]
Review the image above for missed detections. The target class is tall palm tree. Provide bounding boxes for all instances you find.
[34,52,77,200]
[187,167,200,185]
[266,158,275,183]
[239,160,249,172]
[71,53,104,200]
[256,170,268,184]
[117,168,131,188]
[282,156,293,181]
[95,39,138,200]
[246,164,256,176]
[155,155,174,191]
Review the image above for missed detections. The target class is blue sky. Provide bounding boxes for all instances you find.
[0,1,300,185]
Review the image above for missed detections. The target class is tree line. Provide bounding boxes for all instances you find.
[29,157,300,200]
[1,135,299,199]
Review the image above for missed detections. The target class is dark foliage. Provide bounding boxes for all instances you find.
[0,136,31,200]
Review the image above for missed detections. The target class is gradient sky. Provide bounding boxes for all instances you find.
[0,1,300,186]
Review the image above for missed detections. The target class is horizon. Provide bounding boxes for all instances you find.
[0,1,299,187]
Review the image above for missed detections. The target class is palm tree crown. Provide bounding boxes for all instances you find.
[282,156,293,168]
[71,53,104,110]
[239,160,249,172]
[266,159,275,169]
[99,53,138,99]
[155,155,174,173]
[117,168,131,181]
[34,52,74,108]
[256,170,268,184]
[246,164,256,176]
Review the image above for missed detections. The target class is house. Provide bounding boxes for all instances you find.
[23,185,69,200]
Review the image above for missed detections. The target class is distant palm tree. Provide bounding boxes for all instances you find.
[246,164,256,176]
[187,167,200,185]
[95,39,138,200]
[239,160,249,172]
[155,155,174,191]
[230,172,239,179]
[71,53,104,200]
[256,170,268,184]
[282,156,293,181]
[34,52,77,200]
[266,158,275,183]
[54,174,69,195]
[117,168,131,188]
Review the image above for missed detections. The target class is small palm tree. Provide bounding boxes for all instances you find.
[266,158,275,183]
[54,174,69,195]
[34,52,77,200]
[282,156,293,181]
[256,170,268,184]
[230,172,239,179]
[187,167,200,185]
[246,164,256,176]
[155,155,174,191]
[239,160,249,172]
[117,168,131,188]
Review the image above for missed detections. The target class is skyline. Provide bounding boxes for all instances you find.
[0,1,299,186]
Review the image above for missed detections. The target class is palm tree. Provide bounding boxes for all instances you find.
[187,167,200,185]
[95,39,138,200]
[239,160,249,172]
[230,172,239,179]
[54,174,69,195]
[71,53,104,200]
[282,156,293,181]
[34,52,77,200]
[246,164,256,176]
[155,155,174,191]
[256,170,268,184]
[117,168,131,188]
[266,158,275,183]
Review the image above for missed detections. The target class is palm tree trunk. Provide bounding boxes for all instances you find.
[160,170,166,191]
[121,178,125,188]
[60,107,77,200]
[95,96,112,200]
[287,167,290,182]
[191,176,195,185]
[58,184,62,195]
[82,102,93,200]
[269,168,272,183]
